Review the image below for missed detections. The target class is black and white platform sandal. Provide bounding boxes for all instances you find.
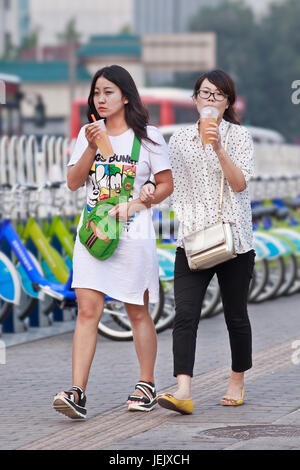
[53,386,87,419]
[127,381,157,412]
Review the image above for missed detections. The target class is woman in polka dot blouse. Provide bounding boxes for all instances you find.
[141,69,255,414]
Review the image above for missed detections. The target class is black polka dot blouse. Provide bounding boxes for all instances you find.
[169,119,254,254]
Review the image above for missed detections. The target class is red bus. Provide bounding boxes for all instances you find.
[0,73,22,136]
[70,87,199,139]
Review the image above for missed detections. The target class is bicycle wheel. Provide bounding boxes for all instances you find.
[15,250,43,320]
[97,281,165,341]
[155,279,175,333]
[18,297,38,321]
[201,275,221,318]
[157,273,222,328]
[285,254,300,295]
[155,275,221,329]
[252,256,285,302]
[269,228,300,295]
[276,254,298,297]
[206,257,269,313]
[206,296,223,317]
[0,298,13,324]
[248,258,269,302]
[0,252,21,323]
[153,246,176,333]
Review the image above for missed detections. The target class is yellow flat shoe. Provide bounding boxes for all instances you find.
[157,393,194,415]
[221,388,245,406]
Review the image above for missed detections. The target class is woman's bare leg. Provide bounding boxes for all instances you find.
[57,288,105,401]
[125,290,157,404]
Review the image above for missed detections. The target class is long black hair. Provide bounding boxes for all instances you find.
[87,65,157,145]
[193,69,241,125]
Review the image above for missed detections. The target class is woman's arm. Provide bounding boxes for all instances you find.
[109,170,173,221]
[133,168,173,209]
[67,123,101,191]
[215,147,246,193]
[206,122,252,193]
[110,127,173,221]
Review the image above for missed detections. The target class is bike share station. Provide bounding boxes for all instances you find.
[1,134,300,344]
[0,136,79,340]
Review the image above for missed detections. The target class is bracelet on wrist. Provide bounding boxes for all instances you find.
[144,180,156,189]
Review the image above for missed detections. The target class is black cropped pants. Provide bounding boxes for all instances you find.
[173,248,255,377]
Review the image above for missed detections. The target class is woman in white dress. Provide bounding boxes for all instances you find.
[53,65,173,419]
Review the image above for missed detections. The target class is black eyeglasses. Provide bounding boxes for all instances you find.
[196,89,228,102]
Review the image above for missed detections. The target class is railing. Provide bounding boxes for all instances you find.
[0,135,75,186]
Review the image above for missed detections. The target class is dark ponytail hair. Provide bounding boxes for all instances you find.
[193,69,241,125]
[87,65,157,145]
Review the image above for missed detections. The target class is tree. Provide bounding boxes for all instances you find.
[119,24,132,35]
[188,1,264,125]
[57,18,81,44]
[186,0,300,142]
[21,30,39,50]
[257,0,300,142]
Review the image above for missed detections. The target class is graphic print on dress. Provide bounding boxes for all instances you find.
[86,161,136,211]
[83,160,137,246]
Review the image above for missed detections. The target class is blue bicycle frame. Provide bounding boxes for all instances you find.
[0,219,76,303]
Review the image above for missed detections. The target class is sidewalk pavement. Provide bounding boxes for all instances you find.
[1,294,300,452]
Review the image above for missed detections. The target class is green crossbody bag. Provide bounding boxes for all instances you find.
[79,135,141,260]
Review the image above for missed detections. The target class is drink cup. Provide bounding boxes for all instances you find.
[199,106,219,148]
[91,115,114,159]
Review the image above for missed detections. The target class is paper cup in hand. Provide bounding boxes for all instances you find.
[91,116,114,159]
[200,106,219,148]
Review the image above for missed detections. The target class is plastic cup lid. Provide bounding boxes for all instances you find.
[98,119,107,131]
[200,106,219,118]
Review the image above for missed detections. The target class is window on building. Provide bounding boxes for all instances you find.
[173,105,199,124]
[4,32,12,51]
[145,103,161,126]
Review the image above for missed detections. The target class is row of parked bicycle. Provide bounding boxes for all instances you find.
[1,176,300,340]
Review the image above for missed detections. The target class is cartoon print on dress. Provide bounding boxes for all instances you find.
[86,164,108,211]
[86,160,137,213]
[107,165,122,198]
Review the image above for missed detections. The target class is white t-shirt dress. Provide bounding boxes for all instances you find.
[68,125,171,305]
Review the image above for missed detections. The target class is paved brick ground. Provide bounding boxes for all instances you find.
[1,294,300,451]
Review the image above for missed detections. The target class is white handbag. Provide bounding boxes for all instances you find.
[183,125,237,271]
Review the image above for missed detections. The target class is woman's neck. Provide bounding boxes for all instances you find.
[105,112,129,136]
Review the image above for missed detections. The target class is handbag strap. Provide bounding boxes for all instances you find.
[130,135,141,162]
[119,135,141,196]
[217,124,231,221]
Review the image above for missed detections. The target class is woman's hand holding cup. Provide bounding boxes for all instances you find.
[199,106,219,149]
[204,121,222,152]
[85,122,101,150]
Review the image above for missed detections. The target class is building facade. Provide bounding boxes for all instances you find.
[134,0,219,34]
[28,0,134,46]
[0,0,30,56]
[133,0,286,35]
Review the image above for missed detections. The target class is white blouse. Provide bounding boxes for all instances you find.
[169,119,254,254]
